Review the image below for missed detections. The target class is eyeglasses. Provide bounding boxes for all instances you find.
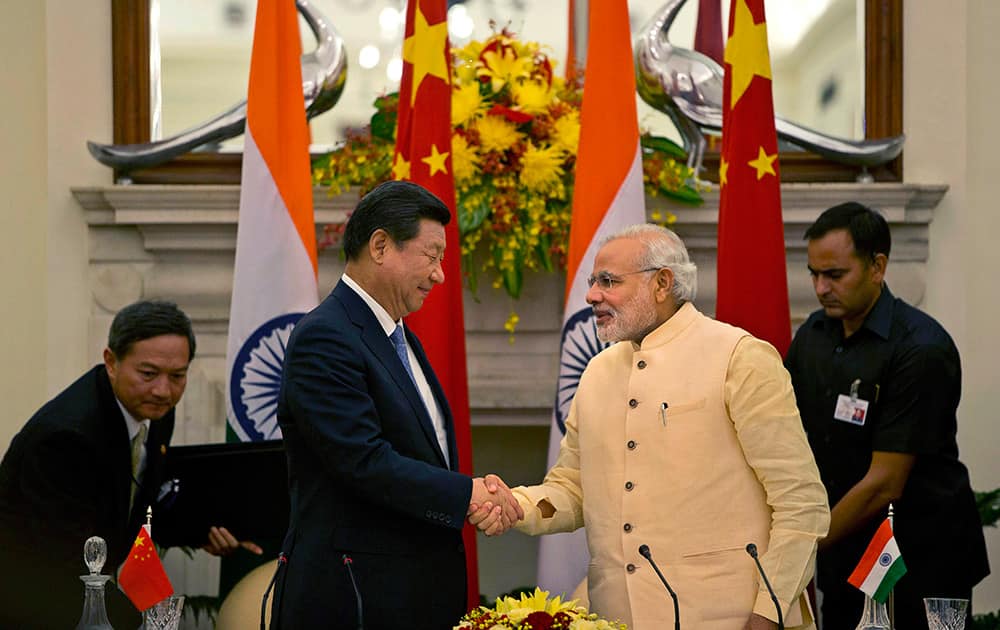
[586,268,660,291]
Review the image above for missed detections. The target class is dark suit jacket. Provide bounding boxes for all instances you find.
[271,281,472,630]
[0,365,178,629]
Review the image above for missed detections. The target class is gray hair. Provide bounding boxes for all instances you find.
[602,224,698,304]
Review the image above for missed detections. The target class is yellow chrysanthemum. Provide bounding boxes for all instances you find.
[552,110,581,154]
[451,133,480,183]
[475,115,521,153]
[495,587,577,617]
[479,47,534,92]
[519,143,565,192]
[512,79,552,115]
[451,83,484,126]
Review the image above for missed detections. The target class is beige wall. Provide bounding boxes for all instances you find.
[0,2,112,451]
[0,3,49,451]
[905,1,1000,612]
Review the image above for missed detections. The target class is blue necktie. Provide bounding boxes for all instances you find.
[390,325,418,387]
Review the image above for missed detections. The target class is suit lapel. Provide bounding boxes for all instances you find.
[333,282,449,467]
[95,367,136,541]
[405,328,460,471]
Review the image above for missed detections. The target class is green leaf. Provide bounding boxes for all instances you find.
[536,233,554,273]
[370,110,397,143]
[458,192,492,235]
[976,487,1000,527]
[502,265,523,300]
[657,184,703,206]
[641,134,688,161]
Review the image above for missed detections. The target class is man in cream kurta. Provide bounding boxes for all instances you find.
[509,226,829,630]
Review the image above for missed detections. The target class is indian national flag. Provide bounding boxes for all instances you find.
[225,0,319,442]
[847,518,908,602]
[538,0,647,597]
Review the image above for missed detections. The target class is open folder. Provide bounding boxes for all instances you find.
[157,440,290,544]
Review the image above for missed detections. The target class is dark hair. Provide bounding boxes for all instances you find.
[804,202,891,261]
[107,300,196,361]
[342,181,451,261]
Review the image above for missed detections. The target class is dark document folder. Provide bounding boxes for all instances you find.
[159,440,290,544]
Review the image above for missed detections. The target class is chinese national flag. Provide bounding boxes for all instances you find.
[716,0,791,356]
[118,524,173,611]
[393,0,479,608]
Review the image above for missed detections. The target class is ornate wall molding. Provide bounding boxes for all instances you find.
[73,182,946,429]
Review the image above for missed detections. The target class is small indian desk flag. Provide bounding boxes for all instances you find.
[847,518,907,602]
[119,524,173,611]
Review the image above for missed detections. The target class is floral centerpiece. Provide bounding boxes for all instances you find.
[313,28,700,303]
[455,587,628,630]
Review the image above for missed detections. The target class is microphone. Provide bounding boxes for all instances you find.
[343,554,364,630]
[745,543,783,630]
[260,552,288,630]
[638,544,680,630]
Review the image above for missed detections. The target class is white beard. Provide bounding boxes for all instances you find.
[595,289,659,344]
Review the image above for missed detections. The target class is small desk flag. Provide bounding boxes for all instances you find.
[847,518,907,603]
[119,524,173,611]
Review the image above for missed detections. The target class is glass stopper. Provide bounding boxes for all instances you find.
[83,536,107,575]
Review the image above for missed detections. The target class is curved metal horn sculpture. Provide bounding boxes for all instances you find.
[87,0,347,171]
[634,0,904,175]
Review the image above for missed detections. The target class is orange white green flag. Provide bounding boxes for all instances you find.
[847,518,907,603]
[118,524,173,611]
[225,0,319,442]
[538,0,647,597]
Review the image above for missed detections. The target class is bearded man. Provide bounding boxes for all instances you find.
[504,224,830,630]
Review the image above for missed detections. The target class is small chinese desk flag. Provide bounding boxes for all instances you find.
[847,518,907,603]
[119,523,173,611]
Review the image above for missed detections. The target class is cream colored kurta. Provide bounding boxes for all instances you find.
[514,303,829,630]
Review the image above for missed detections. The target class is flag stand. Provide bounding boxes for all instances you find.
[853,504,896,630]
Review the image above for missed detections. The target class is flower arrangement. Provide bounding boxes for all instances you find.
[313,28,701,303]
[455,587,627,630]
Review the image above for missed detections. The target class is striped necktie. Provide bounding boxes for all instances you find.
[390,325,418,387]
[129,423,148,512]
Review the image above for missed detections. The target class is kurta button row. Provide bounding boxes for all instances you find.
[637,360,647,369]
[623,523,633,533]
[625,481,634,491]
[626,563,636,573]
[627,440,637,450]
[628,398,638,408]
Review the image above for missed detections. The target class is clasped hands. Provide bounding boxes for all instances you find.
[467,474,524,536]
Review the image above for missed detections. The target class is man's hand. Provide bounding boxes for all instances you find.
[468,474,523,536]
[742,613,778,630]
[201,526,263,556]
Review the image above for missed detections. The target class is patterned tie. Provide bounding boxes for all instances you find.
[390,325,418,387]
[129,423,148,512]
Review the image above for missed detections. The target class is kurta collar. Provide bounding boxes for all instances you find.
[630,301,700,352]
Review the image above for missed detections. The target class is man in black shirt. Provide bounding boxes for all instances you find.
[785,203,989,630]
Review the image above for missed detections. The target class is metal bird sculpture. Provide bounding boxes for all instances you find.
[634,0,904,176]
[87,0,347,172]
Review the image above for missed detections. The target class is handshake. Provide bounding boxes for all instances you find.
[467,474,524,536]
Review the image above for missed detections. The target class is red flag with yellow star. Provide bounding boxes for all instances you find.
[716,0,790,355]
[393,0,479,608]
[118,524,173,611]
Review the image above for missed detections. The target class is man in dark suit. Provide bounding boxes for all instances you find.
[271,181,522,630]
[0,300,259,629]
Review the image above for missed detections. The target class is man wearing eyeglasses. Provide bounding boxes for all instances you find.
[481,224,830,630]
